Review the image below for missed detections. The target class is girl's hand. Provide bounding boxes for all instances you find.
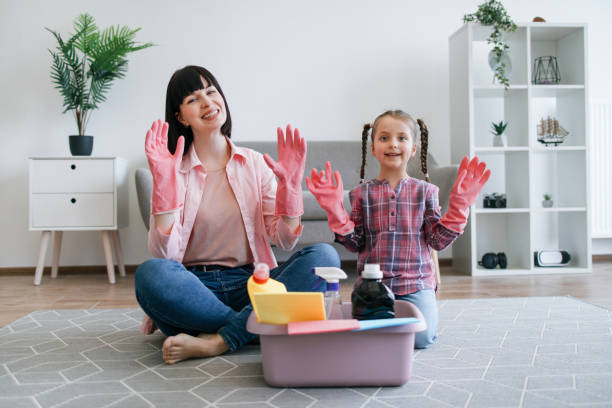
[441,156,491,233]
[145,119,185,214]
[263,125,307,216]
[306,161,353,234]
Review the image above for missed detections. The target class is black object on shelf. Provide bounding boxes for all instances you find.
[534,250,571,267]
[532,56,561,84]
[479,252,508,269]
[483,193,507,208]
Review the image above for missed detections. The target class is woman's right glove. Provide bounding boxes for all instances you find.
[144,119,185,214]
[306,161,354,235]
[440,156,491,233]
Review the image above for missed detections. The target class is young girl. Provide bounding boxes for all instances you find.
[306,110,490,348]
[135,65,339,364]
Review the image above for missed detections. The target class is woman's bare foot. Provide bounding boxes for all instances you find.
[162,333,229,364]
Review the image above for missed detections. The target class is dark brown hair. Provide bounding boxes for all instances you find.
[359,110,429,180]
[164,65,232,155]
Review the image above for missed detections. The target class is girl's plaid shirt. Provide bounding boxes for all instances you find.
[335,178,460,295]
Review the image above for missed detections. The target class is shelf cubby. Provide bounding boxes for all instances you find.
[531,87,586,147]
[476,151,529,209]
[530,25,585,86]
[474,88,528,148]
[531,150,587,208]
[475,212,531,273]
[531,211,589,269]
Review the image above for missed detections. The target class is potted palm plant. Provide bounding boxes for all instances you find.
[490,120,508,147]
[47,13,153,155]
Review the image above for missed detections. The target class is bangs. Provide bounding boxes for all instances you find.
[167,66,212,109]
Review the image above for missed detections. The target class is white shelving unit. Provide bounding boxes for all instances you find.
[449,22,591,276]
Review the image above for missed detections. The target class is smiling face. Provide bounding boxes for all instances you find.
[176,76,227,135]
[371,115,418,173]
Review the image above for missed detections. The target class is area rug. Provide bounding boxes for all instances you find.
[1,296,611,408]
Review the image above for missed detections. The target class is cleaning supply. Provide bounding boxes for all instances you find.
[313,266,347,319]
[351,264,395,320]
[247,263,287,320]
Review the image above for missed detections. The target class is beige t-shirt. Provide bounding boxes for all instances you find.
[182,167,253,267]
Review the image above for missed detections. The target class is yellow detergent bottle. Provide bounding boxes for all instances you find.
[247,263,287,320]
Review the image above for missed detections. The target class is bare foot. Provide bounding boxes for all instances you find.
[162,333,229,364]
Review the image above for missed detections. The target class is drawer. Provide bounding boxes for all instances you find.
[30,159,114,193]
[31,193,115,228]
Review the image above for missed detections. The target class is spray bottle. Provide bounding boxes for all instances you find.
[247,263,287,320]
[313,267,347,319]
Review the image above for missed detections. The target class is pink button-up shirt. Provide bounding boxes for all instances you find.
[147,137,302,268]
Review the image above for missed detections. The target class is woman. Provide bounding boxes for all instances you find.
[135,65,339,364]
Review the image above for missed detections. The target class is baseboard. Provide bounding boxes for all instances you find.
[0,265,139,276]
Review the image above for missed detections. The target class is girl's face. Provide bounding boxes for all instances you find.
[176,76,227,134]
[371,116,418,173]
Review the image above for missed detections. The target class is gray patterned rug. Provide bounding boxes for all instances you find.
[1,296,611,408]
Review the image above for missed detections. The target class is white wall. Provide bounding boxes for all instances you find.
[1,0,611,268]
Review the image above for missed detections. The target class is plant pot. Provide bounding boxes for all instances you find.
[69,135,94,156]
[493,134,505,147]
[542,199,553,208]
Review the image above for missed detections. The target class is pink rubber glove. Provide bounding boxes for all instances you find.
[440,156,491,233]
[263,125,307,217]
[140,314,157,335]
[144,119,185,214]
[306,161,354,235]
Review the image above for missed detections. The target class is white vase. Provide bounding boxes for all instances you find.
[493,134,505,147]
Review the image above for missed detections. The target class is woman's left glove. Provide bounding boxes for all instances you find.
[440,156,491,233]
[263,125,307,217]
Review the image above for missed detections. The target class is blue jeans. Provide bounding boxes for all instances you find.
[134,244,340,352]
[396,289,438,349]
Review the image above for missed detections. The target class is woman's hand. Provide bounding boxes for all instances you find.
[263,125,307,217]
[306,161,353,234]
[145,119,185,214]
[440,156,491,233]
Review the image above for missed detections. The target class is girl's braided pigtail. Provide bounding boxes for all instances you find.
[417,118,429,182]
[360,123,371,182]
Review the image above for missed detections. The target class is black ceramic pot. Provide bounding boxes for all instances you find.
[69,135,94,156]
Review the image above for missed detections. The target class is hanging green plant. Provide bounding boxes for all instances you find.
[463,0,517,89]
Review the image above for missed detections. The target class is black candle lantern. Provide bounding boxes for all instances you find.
[532,56,561,84]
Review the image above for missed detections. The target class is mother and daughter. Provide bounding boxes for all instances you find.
[135,65,490,364]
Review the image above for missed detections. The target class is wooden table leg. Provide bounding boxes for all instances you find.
[51,231,63,279]
[34,231,51,285]
[101,231,116,284]
[111,230,126,277]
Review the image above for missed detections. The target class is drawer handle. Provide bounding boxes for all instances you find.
[70,198,76,204]
[70,164,76,170]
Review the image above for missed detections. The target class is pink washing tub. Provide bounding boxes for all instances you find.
[246,300,426,387]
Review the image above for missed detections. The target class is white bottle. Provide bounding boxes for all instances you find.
[313,267,347,319]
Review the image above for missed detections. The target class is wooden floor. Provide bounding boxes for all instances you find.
[1,259,611,327]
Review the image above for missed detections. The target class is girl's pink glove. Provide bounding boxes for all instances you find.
[144,119,185,214]
[263,125,307,217]
[440,156,491,233]
[306,161,354,235]
[140,314,157,335]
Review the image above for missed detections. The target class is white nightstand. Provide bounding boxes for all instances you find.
[29,157,129,285]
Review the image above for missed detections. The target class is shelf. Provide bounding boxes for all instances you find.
[532,146,586,152]
[533,207,587,213]
[449,23,590,276]
[474,208,530,214]
[475,147,529,153]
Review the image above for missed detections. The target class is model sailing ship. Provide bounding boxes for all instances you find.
[537,116,569,146]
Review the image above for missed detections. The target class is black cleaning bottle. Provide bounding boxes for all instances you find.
[351,264,395,320]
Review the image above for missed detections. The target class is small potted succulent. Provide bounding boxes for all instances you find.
[490,120,508,147]
[542,193,554,208]
[47,13,153,155]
